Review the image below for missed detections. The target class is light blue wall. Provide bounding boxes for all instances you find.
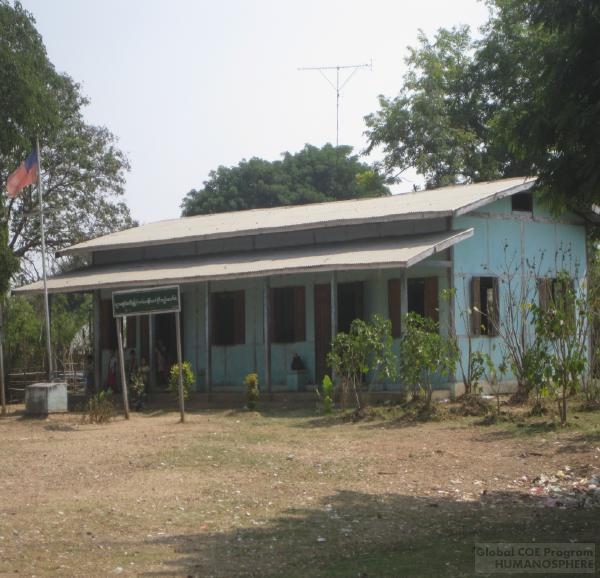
[179,264,450,391]
[452,197,588,379]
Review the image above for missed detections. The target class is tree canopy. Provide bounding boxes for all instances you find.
[364,0,600,211]
[365,26,508,189]
[180,143,390,217]
[0,1,133,284]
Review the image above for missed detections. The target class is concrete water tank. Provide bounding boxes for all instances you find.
[25,382,68,415]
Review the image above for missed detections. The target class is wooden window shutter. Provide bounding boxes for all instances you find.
[388,278,401,338]
[424,277,439,322]
[471,277,482,336]
[233,290,245,345]
[556,278,576,327]
[537,278,552,310]
[293,286,306,342]
[489,277,499,336]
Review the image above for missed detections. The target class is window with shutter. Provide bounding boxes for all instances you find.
[270,286,306,343]
[337,282,364,333]
[537,278,552,310]
[537,277,575,327]
[471,276,498,336]
[212,290,245,346]
[406,277,439,322]
[423,277,439,322]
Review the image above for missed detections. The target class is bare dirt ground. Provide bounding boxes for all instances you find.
[0,402,599,577]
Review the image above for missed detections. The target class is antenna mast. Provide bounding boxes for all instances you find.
[298,61,372,147]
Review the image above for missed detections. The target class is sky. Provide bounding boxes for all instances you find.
[19,0,490,225]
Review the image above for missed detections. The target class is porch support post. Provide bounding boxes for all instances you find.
[115,316,130,420]
[148,314,155,389]
[263,278,271,400]
[330,271,337,340]
[400,270,408,325]
[0,302,6,416]
[175,310,185,422]
[135,316,141,357]
[448,246,457,384]
[93,290,101,393]
[204,281,212,400]
[330,272,337,383]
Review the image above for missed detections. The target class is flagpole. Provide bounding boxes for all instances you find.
[0,303,6,415]
[36,138,53,380]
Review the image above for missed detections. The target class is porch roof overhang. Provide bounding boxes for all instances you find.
[14,228,473,295]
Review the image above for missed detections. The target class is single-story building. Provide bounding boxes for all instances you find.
[15,177,590,399]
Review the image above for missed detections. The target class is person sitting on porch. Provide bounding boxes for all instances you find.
[291,353,305,371]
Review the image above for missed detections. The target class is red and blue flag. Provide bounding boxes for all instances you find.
[6,150,38,198]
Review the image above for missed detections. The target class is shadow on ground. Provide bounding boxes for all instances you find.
[135,488,599,578]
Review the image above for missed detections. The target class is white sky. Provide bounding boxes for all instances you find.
[20,0,490,225]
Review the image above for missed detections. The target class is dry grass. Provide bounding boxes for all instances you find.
[0,403,599,577]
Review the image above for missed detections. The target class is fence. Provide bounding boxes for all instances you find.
[6,362,85,403]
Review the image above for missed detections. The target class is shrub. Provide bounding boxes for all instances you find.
[398,312,458,408]
[168,361,195,400]
[130,369,147,411]
[315,374,334,413]
[327,315,396,410]
[82,390,114,424]
[244,373,259,410]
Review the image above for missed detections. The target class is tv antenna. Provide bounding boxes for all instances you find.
[298,61,372,147]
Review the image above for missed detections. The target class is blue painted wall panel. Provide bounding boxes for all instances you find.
[452,196,588,384]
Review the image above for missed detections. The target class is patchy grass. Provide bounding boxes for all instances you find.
[0,402,598,577]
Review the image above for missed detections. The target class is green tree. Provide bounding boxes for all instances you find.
[50,293,91,370]
[365,26,507,188]
[0,1,133,286]
[3,293,91,374]
[180,143,389,216]
[0,224,18,295]
[398,313,458,409]
[327,315,396,411]
[531,271,588,426]
[3,294,41,371]
[364,0,600,211]
[481,0,600,213]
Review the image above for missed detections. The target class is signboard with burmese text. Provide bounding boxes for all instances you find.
[112,285,181,317]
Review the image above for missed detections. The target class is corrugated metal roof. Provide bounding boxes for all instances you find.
[17,229,473,294]
[60,177,533,256]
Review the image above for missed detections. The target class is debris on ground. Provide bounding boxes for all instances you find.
[518,467,600,508]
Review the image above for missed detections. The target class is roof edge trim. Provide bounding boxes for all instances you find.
[453,179,536,217]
